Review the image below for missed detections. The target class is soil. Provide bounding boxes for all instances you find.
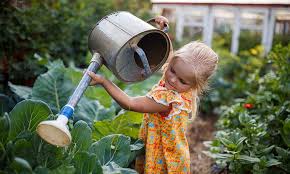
[186,115,218,174]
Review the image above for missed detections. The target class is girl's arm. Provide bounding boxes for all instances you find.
[87,71,170,113]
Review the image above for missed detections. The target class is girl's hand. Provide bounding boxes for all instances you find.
[86,70,105,86]
[154,16,169,29]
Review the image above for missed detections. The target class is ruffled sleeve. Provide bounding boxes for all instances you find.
[146,80,193,120]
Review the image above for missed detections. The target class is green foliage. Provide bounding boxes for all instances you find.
[272,33,290,48]
[102,162,138,174]
[8,82,32,99]
[0,0,152,93]
[71,120,93,152]
[9,60,103,125]
[4,59,152,173]
[204,44,290,173]
[200,45,267,115]
[93,111,143,140]
[0,99,142,173]
[238,31,262,52]
[31,61,74,112]
[90,134,131,167]
[0,113,10,144]
[8,100,52,141]
[0,94,17,115]
[73,151,98,174]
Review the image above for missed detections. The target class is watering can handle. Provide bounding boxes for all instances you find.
[132,45,152,77]
[147,18,169,33]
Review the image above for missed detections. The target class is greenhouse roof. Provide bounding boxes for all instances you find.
[151,0,290,6]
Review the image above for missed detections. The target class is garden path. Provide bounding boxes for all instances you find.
[187,115,218,174]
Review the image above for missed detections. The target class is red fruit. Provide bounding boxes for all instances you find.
[243,103,253,109]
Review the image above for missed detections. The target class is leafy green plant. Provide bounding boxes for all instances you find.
[200,45,267,115]
[0,94,16,115]
[9,60,105,124]
[204,44,290,173]
[1,0,152,94]
[10,58,159,131]
[93,111,143,140]
[3,58,162,173]
[0,99,143,173]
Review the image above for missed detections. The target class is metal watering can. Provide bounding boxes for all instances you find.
[36,11,171,147]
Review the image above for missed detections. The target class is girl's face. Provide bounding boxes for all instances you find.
[164,58,194,93]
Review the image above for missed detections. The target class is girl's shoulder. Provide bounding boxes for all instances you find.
[147,79,193,119]
[151,78,192,103]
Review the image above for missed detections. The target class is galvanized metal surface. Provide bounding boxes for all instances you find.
[88,11,170,82]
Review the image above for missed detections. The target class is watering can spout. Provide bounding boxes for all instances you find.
[37,53,103,147]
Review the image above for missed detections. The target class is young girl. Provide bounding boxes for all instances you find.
[87,17,218,174]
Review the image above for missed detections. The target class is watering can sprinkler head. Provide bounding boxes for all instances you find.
[37,54,103,147]
[37,115,71,147]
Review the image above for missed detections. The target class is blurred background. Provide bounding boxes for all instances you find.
[0,1,289,173]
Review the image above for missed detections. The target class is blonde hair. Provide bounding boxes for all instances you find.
[162,41,218,120]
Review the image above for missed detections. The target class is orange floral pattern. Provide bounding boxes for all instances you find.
[139,79,193,174]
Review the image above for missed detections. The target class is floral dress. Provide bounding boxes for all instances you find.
[138,79,193,174]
